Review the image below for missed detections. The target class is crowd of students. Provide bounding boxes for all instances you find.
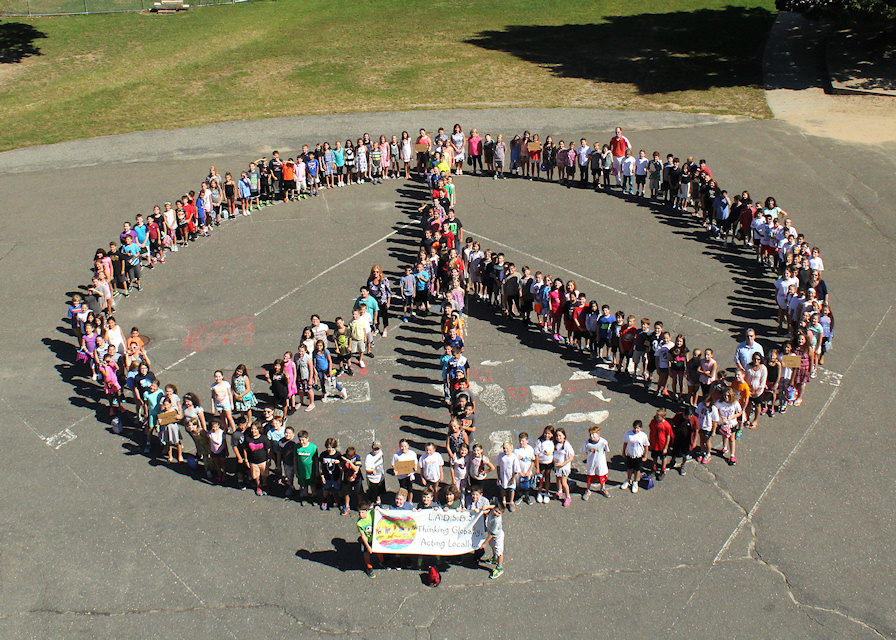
[66,123,835,579]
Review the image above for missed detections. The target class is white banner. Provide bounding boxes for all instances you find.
[371,508,486,555]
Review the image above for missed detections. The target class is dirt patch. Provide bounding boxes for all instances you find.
[764,12,896,144]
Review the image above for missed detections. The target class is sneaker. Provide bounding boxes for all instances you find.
[729,456,737,466]
[340,388,348,400]
[523,494,533,505]
[679,466,686,476]
[304,404,315,412]
[562,496,571,507]
[721,447,728,454]
[620,481,631,491]
[489,566,504,579]
[507,503,515,512]
[657,471,665,481]
[536,493,544,503]
[359,360,367,369]
[255,488,263,496]
[701,456,710,464]
[320,502,328,510]
[632,483,639,493]
[365,568,376,579]
[583,490,592,501]
[159,256,165,263]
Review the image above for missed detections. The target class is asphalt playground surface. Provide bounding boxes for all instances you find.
[0,109,894,640]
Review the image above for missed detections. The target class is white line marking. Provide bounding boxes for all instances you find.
[163,350,198,372]
[471,231,724,332]
[480,359,514,366]
[712,304,891,566]
[45,429,78,449]
[1,397,82,449]
[254,221,415,317]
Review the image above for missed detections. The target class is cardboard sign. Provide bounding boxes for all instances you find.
[527,142,542,152]
[392,459,417,476]
[158,410,180,426]
[414,143,430,153]
[781,354,802,368]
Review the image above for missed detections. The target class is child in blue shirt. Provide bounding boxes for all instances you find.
[306,154,320,196]
[414,262,431,315]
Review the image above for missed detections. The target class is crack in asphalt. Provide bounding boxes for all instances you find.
[747,553,888,638]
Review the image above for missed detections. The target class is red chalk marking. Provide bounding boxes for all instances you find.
[508,387,528,404]
[183,318,255,353]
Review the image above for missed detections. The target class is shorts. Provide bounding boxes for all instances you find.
[489,531,505,557]
[340,482,360,497]
[283,179,296,191]
[414,289,428,303]
[636,174,646,185]
[533,303,542,315]
[518,476,532,490]
[625,456,643,471]
[350,339,364,354]
[250,190,259,198]
[403,294,414,308]
[397,476,414,492]
[586,474,607,486]
[761,244,776,257]
[555,465,571,478]
[718,423,733,438]
[248,461,267,479]
[214,400,233,413]
[495,160,504,169]
[538,461,554,473]
[297,379,310,392]
[323,479,341,492]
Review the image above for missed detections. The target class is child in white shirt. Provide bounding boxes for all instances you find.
[580,425,610,499]
[514,432,536,505]
[418,442,444,493]
[451,442,469,493]
[496,442,520,511]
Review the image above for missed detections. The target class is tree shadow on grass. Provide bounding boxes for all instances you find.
[0,21,47,64]
[465,7,775,94]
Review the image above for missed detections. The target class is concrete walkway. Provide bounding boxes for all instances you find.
[0,108,744,175]
[764,12,896,144]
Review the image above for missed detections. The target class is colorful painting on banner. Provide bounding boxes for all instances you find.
[371,508,486,555]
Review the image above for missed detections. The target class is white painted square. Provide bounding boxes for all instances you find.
[45,429,77,450]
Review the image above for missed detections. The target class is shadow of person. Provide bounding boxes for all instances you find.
[0,21,47,64]
[295,538,358,572]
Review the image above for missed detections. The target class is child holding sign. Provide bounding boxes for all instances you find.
[480,502,505,579]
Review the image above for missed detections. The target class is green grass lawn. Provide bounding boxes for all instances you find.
[0,0,776,151]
